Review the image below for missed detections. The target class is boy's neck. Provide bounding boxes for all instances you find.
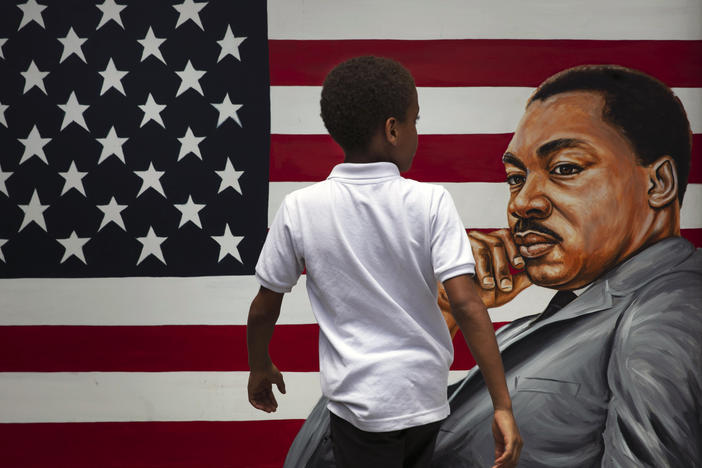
[343,137,397,167]
[343,152,393,166]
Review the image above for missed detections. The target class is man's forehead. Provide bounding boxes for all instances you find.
[506,91,611,154]
[524,91,606,126]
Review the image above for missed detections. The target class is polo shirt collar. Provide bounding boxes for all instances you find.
[327,162,400,181]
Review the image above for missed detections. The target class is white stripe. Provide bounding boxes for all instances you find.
[0,274,551,325]
[269,182,702,230]
[267,0,702,40]
[0,275,310,326]
[271,87,702,135]
[0,371,468,423]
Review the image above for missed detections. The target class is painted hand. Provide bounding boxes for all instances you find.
[468,229,532,308]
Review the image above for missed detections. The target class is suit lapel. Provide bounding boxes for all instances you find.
[499,284,613,351]
[450,283,612,394]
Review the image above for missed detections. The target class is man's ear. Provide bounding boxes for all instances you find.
[384,116,399,146]
[647,156,678,208]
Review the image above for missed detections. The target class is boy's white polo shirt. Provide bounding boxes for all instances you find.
[256,162,475,432]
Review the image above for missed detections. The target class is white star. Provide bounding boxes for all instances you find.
[18,125,51,165]
[138,93,166,128]
[211,224,243,263]
[173,0,207,30]
[211,93,242,127]
[59,161,88,196]
[21,60,49,94]
[215,159,244,194]
[58,91,90,131]
[0,239,7,263]
[18,189,49,232]
[58,27,87,63]
[0,38,7,59]
[0,163,12,196]
[17,0,47,30]
[177,127,205,161]
[99,58,128,96]
[174,195,206,228]
[137,26,166,64]
[134,162,166,198]
[217,25,246,62]
[97,196,127,231]
[175,60,206,97]
[136,226,167,265]
[96,126,128,164]
[0,102,8,127]
[96,0,126,30]
[57,231,90,264]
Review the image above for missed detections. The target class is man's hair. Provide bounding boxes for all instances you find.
[321,56,415,153]
[529,65,692,203]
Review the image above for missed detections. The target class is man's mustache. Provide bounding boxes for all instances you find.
[512,218,564,243]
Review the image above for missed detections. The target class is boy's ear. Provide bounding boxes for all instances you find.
[647,155,678,208]
[384,116,399,146]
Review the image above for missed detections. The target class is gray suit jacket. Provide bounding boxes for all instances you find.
[284,238,702,467]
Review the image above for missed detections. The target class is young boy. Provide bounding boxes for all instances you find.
[247,56,521,467]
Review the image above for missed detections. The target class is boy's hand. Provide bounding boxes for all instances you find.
[248,363,286,413]
[468,229,532,308]
[492,408,523,468]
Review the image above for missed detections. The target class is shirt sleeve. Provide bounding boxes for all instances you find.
[430,187,475,283]
[254,196,305,293]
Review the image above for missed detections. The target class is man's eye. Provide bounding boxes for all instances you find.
[506,174,525,186]
[551,164,582,176]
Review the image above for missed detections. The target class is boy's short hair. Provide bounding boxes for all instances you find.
[321,56,416,153]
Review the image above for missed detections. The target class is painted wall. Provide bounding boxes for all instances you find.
[0,1,700,467]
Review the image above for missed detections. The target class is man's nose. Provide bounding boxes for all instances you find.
[508,174,552,220]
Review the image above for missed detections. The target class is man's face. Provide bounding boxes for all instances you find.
[503,91,652,290]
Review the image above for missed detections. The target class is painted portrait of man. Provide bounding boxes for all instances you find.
[284,65,702,467]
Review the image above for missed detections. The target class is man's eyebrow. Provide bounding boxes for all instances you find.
[502,152,525,170]
[536,138,587,158]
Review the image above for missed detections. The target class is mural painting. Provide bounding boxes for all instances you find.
[284,66,702,467]
[0,1,699,467]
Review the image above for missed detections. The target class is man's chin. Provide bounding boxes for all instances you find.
[524,261,575,289]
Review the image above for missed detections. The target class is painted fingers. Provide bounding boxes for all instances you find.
[468,229,531,308]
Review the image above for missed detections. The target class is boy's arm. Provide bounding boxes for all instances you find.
[247,286,287,413]
[442,274,523,468]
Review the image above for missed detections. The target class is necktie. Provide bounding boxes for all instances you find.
[536,290,577,322]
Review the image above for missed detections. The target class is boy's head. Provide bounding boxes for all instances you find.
[321,56,418,170]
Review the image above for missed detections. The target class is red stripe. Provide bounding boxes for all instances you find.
[271,134,702,183]
[0,323,506,372]
[0,324,318,372]
[681,228,702,247]
[0,420,302,468]
[269,40,702,87]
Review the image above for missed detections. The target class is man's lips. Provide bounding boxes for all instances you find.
[514,231,558,259]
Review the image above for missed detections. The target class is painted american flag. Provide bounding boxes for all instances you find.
[0,1,700,467]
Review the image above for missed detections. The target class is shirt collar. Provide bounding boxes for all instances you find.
[327,162,400,181]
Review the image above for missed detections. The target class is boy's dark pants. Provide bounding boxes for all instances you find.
[329,411,442,468]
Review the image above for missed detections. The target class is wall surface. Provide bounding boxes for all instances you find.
[0,1,700,467]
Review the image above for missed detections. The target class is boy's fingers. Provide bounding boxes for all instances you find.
[275,378,286,394]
